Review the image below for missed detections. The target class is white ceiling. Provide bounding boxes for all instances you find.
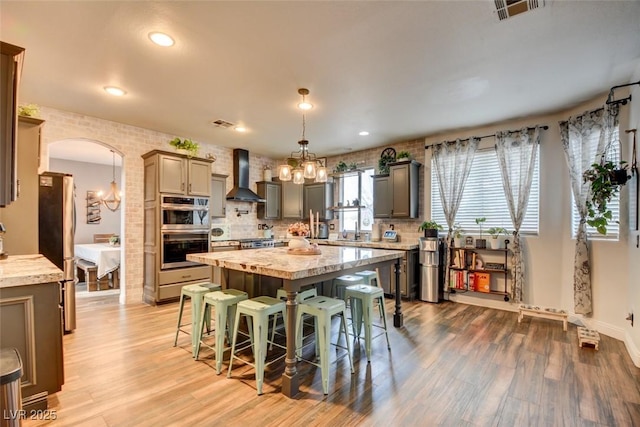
[2,1,639,164]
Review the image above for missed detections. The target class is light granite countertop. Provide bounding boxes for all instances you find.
[0,254,64,288]
[211,238,419,251]
[188,245,403,281]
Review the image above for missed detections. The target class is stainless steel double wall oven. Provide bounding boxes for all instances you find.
[160,195,210,269]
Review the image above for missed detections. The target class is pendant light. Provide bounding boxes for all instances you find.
[101,150,121,212]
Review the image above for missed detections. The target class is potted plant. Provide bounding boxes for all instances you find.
[334,161,349,173]
[418,220,443,238]
[475,217,487,248]
[487,227,508,249]
[452,223,464,247]
[396,150,412,161]
[583,160,630,235]
[169,137,199,157]
[18,103,40,118]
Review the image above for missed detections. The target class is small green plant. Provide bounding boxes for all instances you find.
[334,161,348,173]
[452,223,464,239]
[583,160,630,235]
[475,217,486,239]
[169,137,199,157]
[418,221,443,232]
[487,227,508,239]
[396,150,411,160]
[18,103,40,117]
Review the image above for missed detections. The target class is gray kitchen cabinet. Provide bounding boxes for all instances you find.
[281,180,303,219]
[210,174,227,218]
[257,181,281,219]
[1,42,25,206]
[378,249,418,299]
[372,174,391,218]
[389,160,420,218]
[157,152,211,196]
[303,182,333,220]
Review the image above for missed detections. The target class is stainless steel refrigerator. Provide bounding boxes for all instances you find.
[39,172,76,332]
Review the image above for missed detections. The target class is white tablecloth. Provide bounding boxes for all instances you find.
[74,243,121,278]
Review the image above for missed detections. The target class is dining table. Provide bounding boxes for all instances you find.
[74,243,121,278]
[187,244,404,398]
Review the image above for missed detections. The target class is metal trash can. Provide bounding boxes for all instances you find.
[1,348,23,427]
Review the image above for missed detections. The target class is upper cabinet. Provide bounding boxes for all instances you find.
[143,150,213,200]
[281,180,303,219]
[257,181,281,220]
[0,42,25,206]
[210,174,227,218]
[303,182,333,220]
[373,160,421,219]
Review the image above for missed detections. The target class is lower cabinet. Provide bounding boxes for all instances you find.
[0,281,64,411]
[155,266,212,301]
[378,249,418,300]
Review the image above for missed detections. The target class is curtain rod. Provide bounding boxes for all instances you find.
[425,125,548,148]
[606,80,639,106]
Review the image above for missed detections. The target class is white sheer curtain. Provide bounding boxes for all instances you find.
[559,104,619,315]
[432,138,479,288]
[495,127,541,303]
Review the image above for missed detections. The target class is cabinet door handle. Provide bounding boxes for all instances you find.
[189,183,192,192]
[181,183,185,191]
[181,275,192,279]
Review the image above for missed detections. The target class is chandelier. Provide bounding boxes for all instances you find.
[278,88,328,184]
[98,150,121,212]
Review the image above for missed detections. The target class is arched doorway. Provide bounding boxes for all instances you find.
[45,138,125,304]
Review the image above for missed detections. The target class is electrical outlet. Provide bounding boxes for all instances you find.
[329,223,335,230]
[257,224,263,230]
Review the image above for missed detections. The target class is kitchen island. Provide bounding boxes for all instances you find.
[187,245,404,398]
[0,254,65,411]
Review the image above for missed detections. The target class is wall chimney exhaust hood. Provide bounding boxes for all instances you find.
[226,149,265,202]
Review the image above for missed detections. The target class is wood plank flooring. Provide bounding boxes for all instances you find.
[24,293,640,426]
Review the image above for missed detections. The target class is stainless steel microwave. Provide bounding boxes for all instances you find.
[161,195,209,230]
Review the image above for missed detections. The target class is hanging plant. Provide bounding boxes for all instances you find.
[583,160,630,235]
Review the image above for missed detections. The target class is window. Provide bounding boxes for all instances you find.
[340,168,374,232]
[571,126,620,239]
[430,147,540,234]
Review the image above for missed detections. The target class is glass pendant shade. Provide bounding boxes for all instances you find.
[279,164,292,181]
[103,181,121,212]
[303,161,317,179]
[315,166,328,183]
[292,168,305,184]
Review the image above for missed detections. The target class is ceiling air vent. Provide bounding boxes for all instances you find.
[211,119,235,128]
[494,0,544,21]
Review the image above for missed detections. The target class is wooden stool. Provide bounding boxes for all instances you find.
[577,327,600,350]
[174,283,222,357]
[195,289,249,374]
[227,296,287,395]
[295,296,355,394]
[518,304,568,331]
[344,284,391,362]
[332,275,364,301]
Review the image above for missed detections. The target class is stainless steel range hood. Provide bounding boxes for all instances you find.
[226,149,265,202]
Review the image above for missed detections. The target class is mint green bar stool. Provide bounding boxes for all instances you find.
[344,282,391,362]
[331,275,364,301]
[227,296,287,395]
[272,287,318,350]
[355,270,378,287]
[195,289,249,374]
[295,296,355,394]
[174,283,222,357]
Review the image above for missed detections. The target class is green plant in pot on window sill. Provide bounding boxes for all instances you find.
[583,160,630,235]
[474,217,487,248]
[169,137,199,157]
[487,227,509,249]
[418,220,443,238]
[395,150,412,162]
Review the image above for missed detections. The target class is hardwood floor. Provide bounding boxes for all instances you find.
[26,293,640,426]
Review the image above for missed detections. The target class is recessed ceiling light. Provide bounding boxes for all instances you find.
[359,131,369,136]
[234,126,247,133]
[149,32,174,47]
[104,86,126,96]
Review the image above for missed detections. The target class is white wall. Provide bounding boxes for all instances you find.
[49,158,122,244]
